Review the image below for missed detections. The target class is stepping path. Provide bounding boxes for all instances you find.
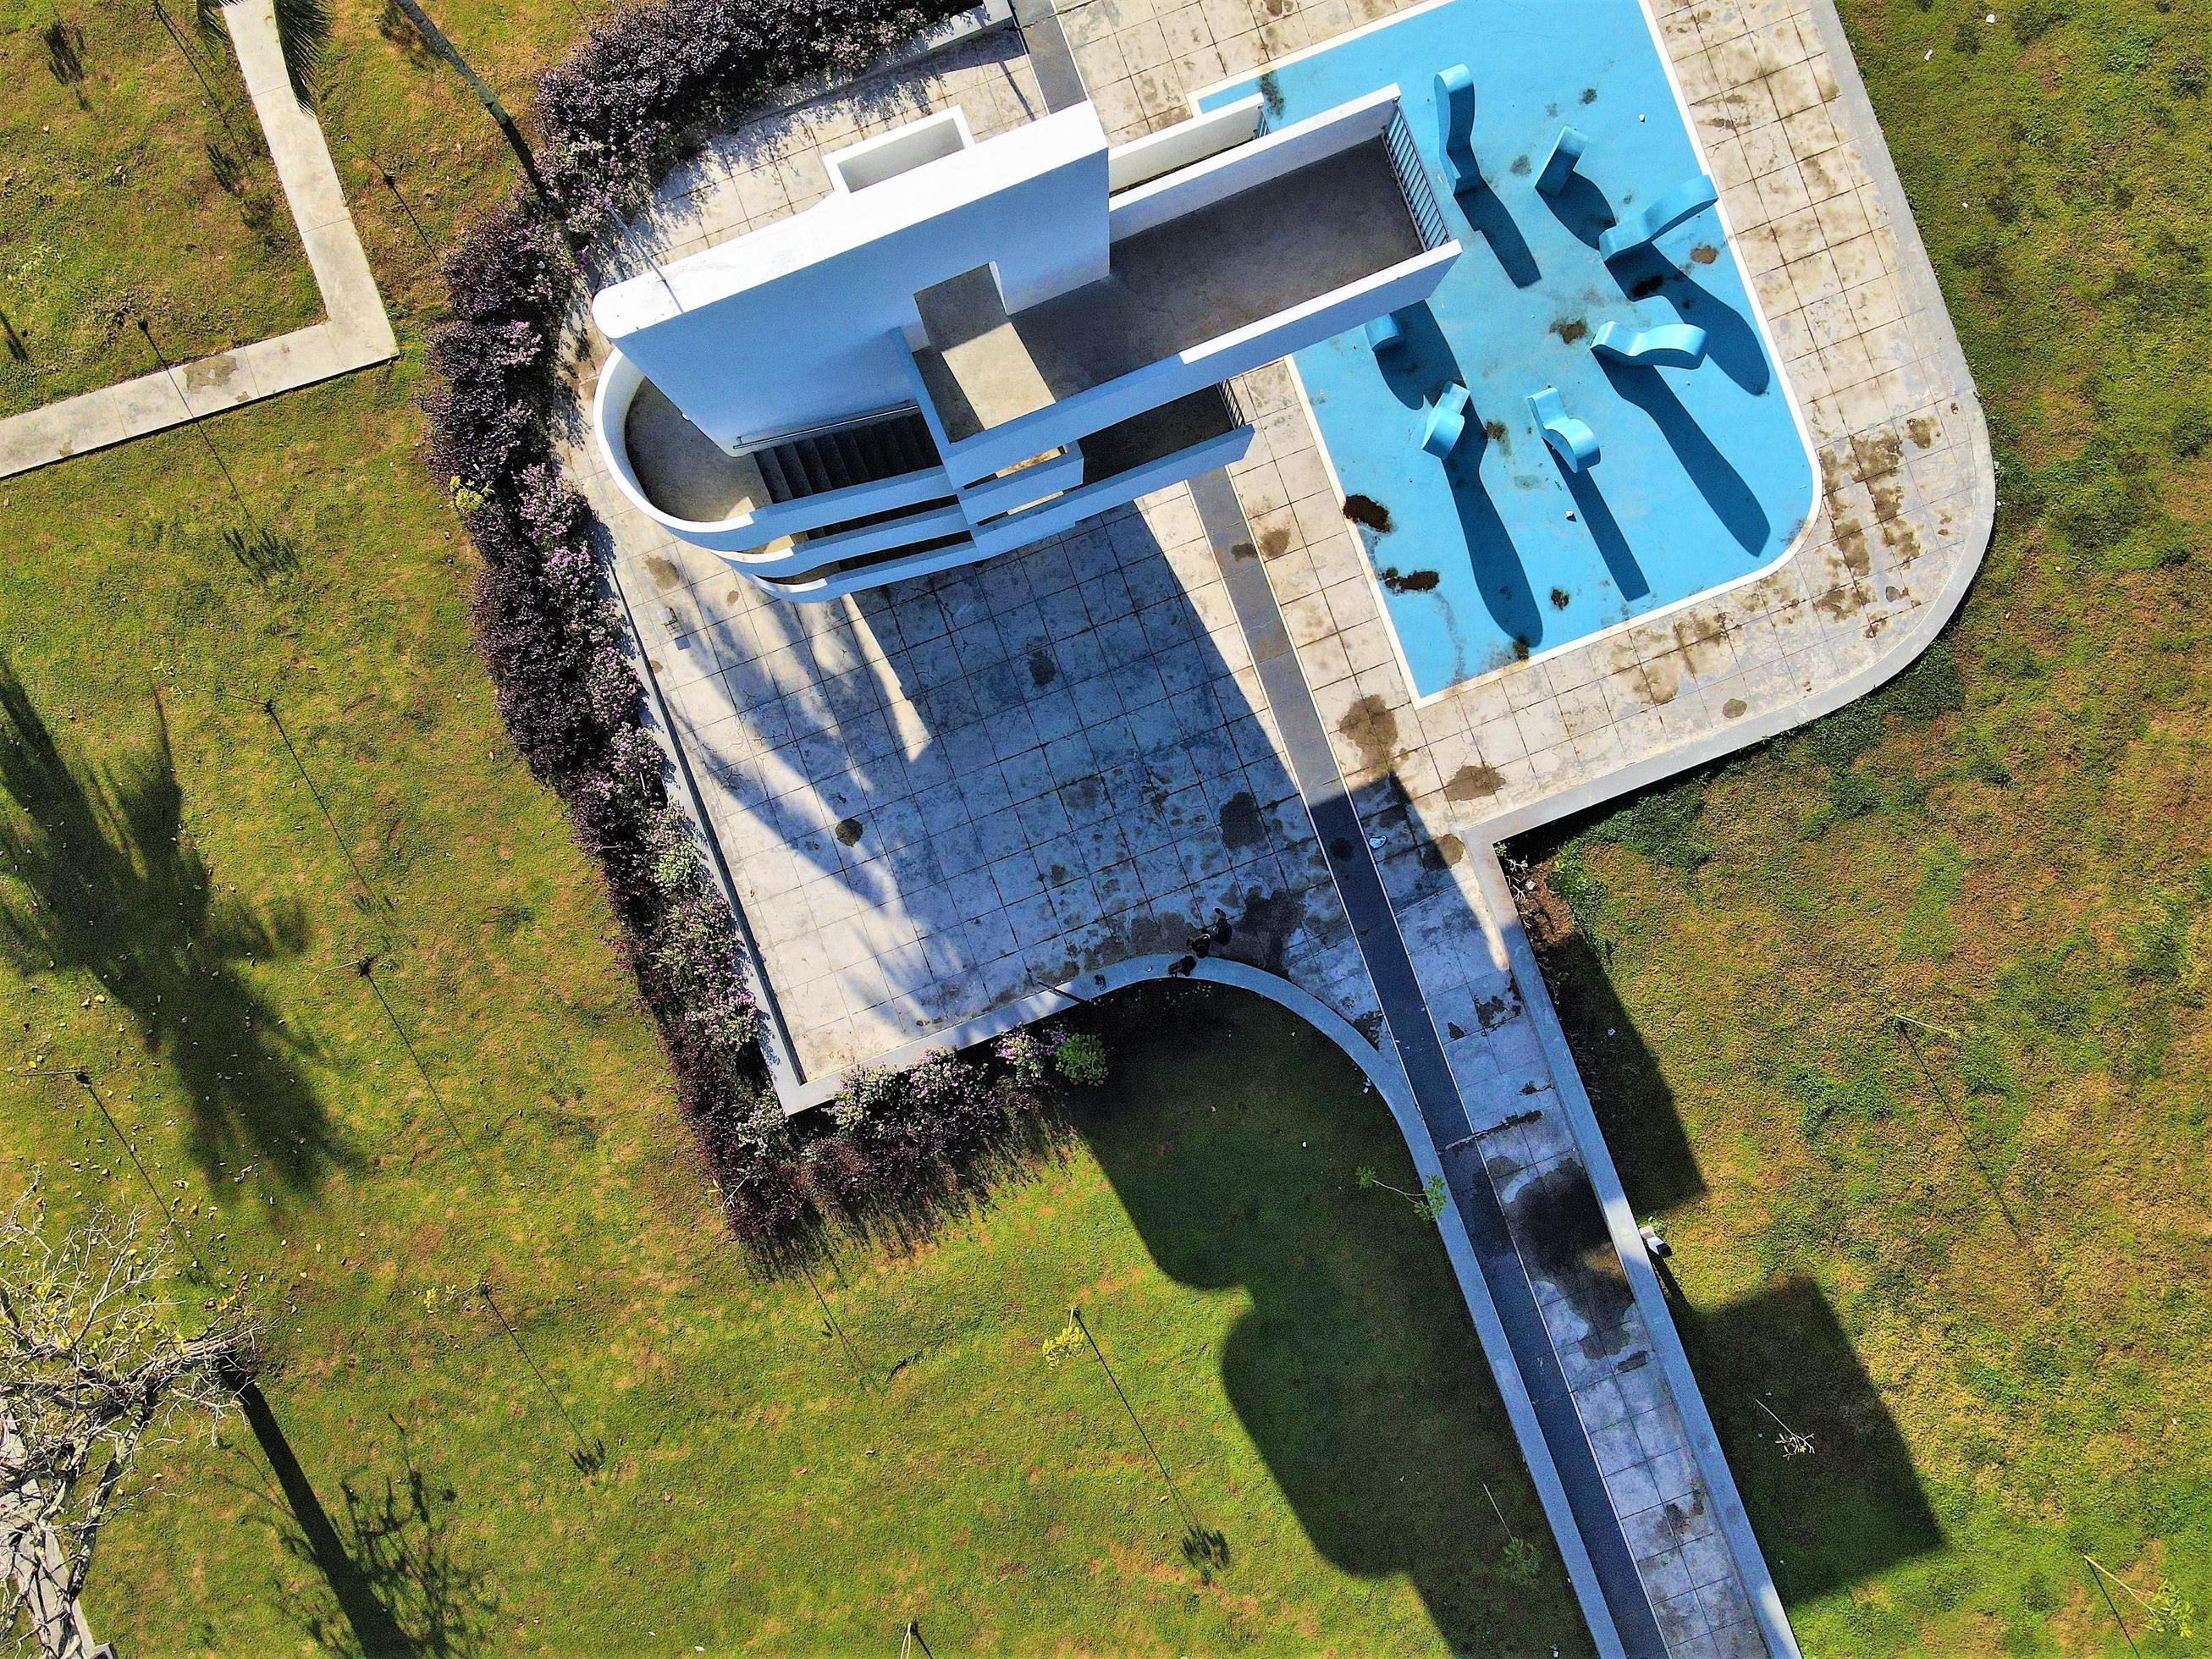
[0,0,395,478]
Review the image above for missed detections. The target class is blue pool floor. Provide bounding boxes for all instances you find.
[1204,0,1814,697]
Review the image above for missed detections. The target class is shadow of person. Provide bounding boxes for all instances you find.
[1597,360,1771,555]
[0,659,342,1192]
[1068,982,1595,1655]
[1604,246,1770,395]
[234,1382,496,1656]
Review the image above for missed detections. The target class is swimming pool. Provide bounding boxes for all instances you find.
[1200,0,1815,698]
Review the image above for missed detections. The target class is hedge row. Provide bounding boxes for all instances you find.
[425,0,989,1243]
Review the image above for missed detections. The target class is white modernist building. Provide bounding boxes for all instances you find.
[591,87,1459,601]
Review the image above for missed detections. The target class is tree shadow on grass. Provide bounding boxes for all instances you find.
[1674,1281,1943,1604]
[1066,981,1596,1656]
[0,658,344,1192]
[1504,820,1942,1602]
[233,1381,496,1656]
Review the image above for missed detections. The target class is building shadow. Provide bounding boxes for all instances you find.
[1671,1281,1943,1604]
[1604,245,1769,396]
[0,659,343,1191]
[1597,358,1770,555]
[1498,804,1941,1604]
[233,1381,496,1656]
[1061,978,1597,1656]
[1508,843,1702,1215]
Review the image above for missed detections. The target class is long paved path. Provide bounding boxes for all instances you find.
[1192,470,1667,1658]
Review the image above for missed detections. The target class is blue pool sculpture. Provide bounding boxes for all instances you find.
[1528,385,1599,471]
[1536,126,1590,196]
[1422,383,1473,457]
[1598,172,1718,261]
[1436,64,1479,189]
[1365,311,1407,354]
[1590,320,1709,369]
[1201,0,1813,694]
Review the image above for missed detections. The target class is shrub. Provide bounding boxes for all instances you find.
[996,1028,1050,1089]
[425,0,968,1246]
[1051,1031,1109,1088]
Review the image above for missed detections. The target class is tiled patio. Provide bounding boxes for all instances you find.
[590,481,1373,1078]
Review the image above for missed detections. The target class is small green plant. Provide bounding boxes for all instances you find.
[1052,1030,1108,1087]
[1040,1316,1085,1367]
[2082,1553,2197,1641]
[1482,1482,1544,1585]
[1499,1535,1543,1585]
[1355,1165,1449,1221]
[996,1028,1050,1089]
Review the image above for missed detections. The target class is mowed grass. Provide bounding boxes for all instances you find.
[0,0,631,416]
[0,89,1583,1634]
[0,0,320,413]
[1524,0,2212,1650]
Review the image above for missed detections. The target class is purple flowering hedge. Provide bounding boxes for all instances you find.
[425,0,1032,1245]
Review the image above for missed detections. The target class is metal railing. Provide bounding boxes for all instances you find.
[1384,107,1451,252]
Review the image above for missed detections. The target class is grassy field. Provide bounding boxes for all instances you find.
[0,0,320,413]
[0,6,1584,1617]
[1523,0,2212,1649]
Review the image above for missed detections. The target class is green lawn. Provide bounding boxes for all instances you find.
[8,0,2209,1648]
[0,0,319,413]
[1523,0,2212,1648]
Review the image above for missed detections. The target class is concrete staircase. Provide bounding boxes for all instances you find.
[752,411,938,501]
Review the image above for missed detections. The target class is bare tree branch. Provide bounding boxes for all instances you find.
[0,1185,257,1655]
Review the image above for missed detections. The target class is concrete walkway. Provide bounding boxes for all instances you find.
[1194,469,1673,1657]
[0,0,395,478]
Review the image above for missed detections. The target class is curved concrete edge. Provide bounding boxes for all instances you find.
[1473,0,1995,850]
[843,948,1630,1657]
[0,0,396,479]
[1470,846,1801,1659]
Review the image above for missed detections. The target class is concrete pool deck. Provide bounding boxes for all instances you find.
[566,0,1991,1651]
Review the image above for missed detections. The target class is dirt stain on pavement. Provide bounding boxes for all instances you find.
[1338,695,1400,771]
